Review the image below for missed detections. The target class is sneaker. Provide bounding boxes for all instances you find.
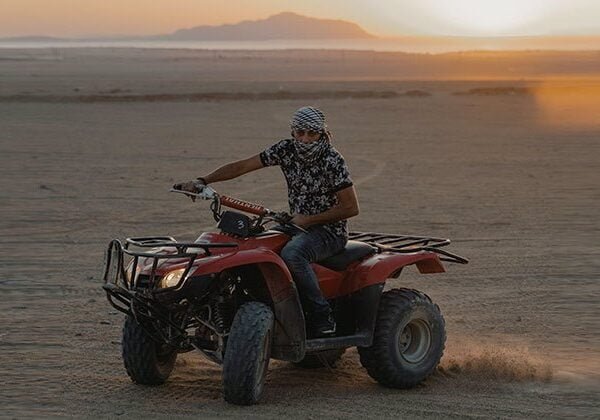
[313,314,336,338]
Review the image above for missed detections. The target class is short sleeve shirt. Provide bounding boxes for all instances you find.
[260,138,353,238]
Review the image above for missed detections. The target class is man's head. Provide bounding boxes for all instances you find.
[290,106,326,144]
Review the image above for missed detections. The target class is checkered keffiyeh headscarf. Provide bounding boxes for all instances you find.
[290,106,332,162]
[290,106,327,132]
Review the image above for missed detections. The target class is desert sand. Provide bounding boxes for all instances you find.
[1,48,599,418]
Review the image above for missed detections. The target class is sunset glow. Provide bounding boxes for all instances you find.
[0,0,599,38]
[535,84,600,128]
[418,0,560,35]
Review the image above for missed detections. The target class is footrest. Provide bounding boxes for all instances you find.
[306,334,371,351]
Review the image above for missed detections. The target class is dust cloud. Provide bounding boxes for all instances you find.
[440,340,553,383]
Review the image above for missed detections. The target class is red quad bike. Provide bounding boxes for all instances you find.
[102,186,468,405]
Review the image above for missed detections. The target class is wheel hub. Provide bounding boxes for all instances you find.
[397,318,432,364]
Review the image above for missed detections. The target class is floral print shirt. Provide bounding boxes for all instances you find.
[260,138,354,238]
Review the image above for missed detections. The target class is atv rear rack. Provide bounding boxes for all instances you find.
[349,232,468,264]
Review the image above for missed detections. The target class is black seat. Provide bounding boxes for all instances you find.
[318,240,376,271]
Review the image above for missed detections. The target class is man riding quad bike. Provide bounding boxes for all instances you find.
[102,185,467,405]
[176,106,360,338]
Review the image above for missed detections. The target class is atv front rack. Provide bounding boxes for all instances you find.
[349,232,468,264]
[102,236,238,312]
[102,236,239,350]
[103,236,238,290]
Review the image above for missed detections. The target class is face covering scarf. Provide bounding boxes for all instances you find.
[293,134,330,163]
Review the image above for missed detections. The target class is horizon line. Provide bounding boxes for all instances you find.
[2,11,600,40]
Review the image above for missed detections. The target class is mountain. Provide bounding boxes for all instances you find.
[165,12,375,40]
[0,36,66,42]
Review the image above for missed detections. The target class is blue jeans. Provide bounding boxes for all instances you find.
[280,226,347,319]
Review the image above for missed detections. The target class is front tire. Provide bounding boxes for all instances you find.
[122,316,177,385]
[222,302,274,405]
[358,288,445,388]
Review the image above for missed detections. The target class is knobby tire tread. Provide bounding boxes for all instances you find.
[358,288,445,389]
[222,301,274,405]
[122,316,177,385]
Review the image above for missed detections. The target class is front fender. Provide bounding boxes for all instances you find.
[191,249,291,281]
[190,249,297,304]
[190,248,306,362]
[341,251,445,295]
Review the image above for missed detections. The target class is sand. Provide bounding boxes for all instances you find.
[1,48,599,418]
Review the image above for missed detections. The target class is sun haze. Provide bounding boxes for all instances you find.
[1,0,600,38]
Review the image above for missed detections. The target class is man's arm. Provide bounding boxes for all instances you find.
[291,186,359,228]
[201,154,264,184]
[174,154,263,192]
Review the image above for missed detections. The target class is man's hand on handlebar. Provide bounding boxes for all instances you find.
[172,179,206,193]
[290,214,311,229]
[172,179,206,201]
[270,212,308,234]
[271,211,292,224]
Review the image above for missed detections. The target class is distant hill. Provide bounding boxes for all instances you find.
[0,36,66,42]
[165,12,375,40]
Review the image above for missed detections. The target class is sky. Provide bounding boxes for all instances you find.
[1,0,600,38]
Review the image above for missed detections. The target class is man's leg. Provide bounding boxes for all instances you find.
[280,226,346,336]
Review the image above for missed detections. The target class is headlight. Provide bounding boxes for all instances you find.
[158,268,186,289]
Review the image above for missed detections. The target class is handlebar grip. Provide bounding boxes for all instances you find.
[220,195,268,216]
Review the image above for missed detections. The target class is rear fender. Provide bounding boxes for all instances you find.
[341,251,445,295]
[189,249,306,362]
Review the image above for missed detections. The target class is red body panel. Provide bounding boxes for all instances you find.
[142,230,446,299]
[186,231,291,278]
[190,232,296,303]
[339,252,445,296]
[197,231,289,254]
[311,265,346,298]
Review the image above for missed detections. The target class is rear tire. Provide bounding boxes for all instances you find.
[122,316,177,385]
[294,349,345,369]
[223,302,274,405]
[358,288,445,388]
